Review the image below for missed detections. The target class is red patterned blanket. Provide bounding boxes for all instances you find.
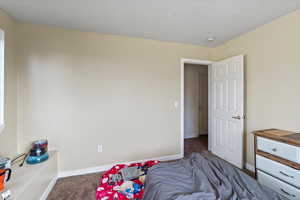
[96,160,159,200]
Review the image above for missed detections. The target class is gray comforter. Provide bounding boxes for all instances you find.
[143,153,285,200]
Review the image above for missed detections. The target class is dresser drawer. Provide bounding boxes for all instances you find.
[257,170,300,200]
[256,155,300,188]
[257,137,300,164]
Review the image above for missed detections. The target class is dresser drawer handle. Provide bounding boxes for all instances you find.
[280,171,294,178]
[280,188,296,197]
[272,148,277,152]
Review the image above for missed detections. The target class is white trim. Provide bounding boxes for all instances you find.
[245,163,255,172]
[208,64,212,151]
[184,131,199,139]
[180,58,213,158]
[182,58,212,65]
[184,135,199,139]
[58,154,182,178]
[0,29,5,135]
[40,176,58,200]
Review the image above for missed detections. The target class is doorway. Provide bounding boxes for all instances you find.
[183,63,209,157]
[180,56,245,169]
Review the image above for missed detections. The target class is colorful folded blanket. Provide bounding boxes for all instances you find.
[96,160,159,200]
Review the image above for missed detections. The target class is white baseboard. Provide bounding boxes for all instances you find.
[40,176,58,200]
[184,132,199,139]
[245,163,255,172]
[184,132,208,139]
[184,135,198,139]
[58,154,182,178]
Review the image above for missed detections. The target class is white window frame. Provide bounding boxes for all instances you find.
[0,29,5,134]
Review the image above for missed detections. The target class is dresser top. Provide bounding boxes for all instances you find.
[253,129,300,147]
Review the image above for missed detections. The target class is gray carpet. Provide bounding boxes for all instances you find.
[47,172,103,200]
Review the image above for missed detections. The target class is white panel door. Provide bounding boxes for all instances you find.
[210,55,244,168]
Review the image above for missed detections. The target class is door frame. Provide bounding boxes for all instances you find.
[180,58,213,158]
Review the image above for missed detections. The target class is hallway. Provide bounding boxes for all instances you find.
[184,135,208,157]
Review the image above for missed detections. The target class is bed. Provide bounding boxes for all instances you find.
[143,153,286,200]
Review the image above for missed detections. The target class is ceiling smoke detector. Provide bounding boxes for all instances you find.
[207,37,215,42]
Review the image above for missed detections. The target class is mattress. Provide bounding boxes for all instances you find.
[143,153,286,200]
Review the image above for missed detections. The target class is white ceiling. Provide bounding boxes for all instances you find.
[1,0,300,47]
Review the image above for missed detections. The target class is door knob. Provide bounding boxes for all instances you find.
[232,115,241,120]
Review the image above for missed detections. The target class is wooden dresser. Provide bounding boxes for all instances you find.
[253,129,300,200]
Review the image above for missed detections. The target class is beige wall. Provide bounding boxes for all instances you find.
[2,7,300,171]
[16,23,210,171]
[0,9,18,157]
[211,9,300,166]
